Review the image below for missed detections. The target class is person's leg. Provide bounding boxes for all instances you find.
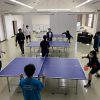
[50,37,52,41]
[84,68,99,87]
[29,35,31,42]
[19,44,24,54]
[26,36,28,43]
[84,73,92,87]
[42,52,45,57]
[21,43,24,54]
[0,60,2,70]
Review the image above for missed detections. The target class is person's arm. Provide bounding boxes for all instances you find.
[62,32,65,34]
[23,33,25,40]
[82,54,89,59]
[37,79,45,91]
[20,74,24,80]
[51,32,53,37]
[40,41,42,47]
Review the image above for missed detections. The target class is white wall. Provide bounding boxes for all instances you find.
[23,14,33,32]
[0,15,5,41]
[82,14,97,35]
[32,15,50,32]
[96,11,100,32]
[13,15,23,30]
[4,15,14,39]
[50,14,77,34]
[3,14,23,39]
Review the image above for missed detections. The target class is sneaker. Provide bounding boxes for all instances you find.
[84,84,91,88]
[95,74,100,78]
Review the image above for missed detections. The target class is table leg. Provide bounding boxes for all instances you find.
[7,77,10,92]
[30,47,32,55]
[75,80,78,95]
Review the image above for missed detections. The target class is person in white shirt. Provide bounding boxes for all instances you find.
[0,40,5,70]
[46,28,53,41]
[24,25,31,43]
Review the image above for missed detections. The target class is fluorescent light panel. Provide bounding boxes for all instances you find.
[76,0,93,8]
[9,0,33,9]
[37,9,71,11]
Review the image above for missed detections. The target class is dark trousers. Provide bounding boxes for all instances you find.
[47,37,52,41]
[42,50,49,57]
[94,48,99,52]
[19,43,24,54]
[0,60,2,70]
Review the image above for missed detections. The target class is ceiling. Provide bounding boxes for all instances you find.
[0,0,100,13]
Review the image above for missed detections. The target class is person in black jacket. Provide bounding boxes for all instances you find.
[16,28,25,55]
[46,28,53,41]
[93,31,100,53]
[62,30,73,43]
[82,50,100,87]
[40,35,50,57]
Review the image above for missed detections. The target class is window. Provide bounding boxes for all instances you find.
[85,14,94,28]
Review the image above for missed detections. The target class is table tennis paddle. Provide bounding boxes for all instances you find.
[83,66,89,71]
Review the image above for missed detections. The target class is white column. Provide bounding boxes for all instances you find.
[96,11,100,32]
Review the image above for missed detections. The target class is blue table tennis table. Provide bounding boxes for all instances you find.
[37,34,66,38]
[37,34,73,41]
[0,57,86,94]
[27,41,70,55]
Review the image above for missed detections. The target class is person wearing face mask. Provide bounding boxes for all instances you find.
[82,50,100,87]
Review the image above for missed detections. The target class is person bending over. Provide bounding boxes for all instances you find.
[82,50,100,87]
[62,30,73,43]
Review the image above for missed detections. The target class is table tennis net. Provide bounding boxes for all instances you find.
[38,54,48,77]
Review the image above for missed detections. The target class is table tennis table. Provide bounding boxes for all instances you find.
[27,41,70,55]
[0,57,86,94]
[37,34,66,41]
[37,34,66,38]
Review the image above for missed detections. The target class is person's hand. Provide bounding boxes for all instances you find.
[20,74,24,79]
[42,75,46,85]
[82,56,84,59]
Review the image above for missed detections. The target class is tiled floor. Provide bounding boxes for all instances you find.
[0,32,100,100]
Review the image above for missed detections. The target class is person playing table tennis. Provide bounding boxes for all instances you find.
[62,30,73,43]
[40,35,50,57]
[19,64,44,100]
[82,50,100,87]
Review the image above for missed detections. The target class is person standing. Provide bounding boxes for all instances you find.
[40,35,50,57]
[46,28,53,41]
[19,64,44,100]
[24,25,31,43]
[93,31,100,53]
[0,40,5,70]
[16,28,25,55]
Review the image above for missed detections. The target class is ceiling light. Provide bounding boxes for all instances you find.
[37,9,71,12]
[9,0,33,9]
[75,0,93,8]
